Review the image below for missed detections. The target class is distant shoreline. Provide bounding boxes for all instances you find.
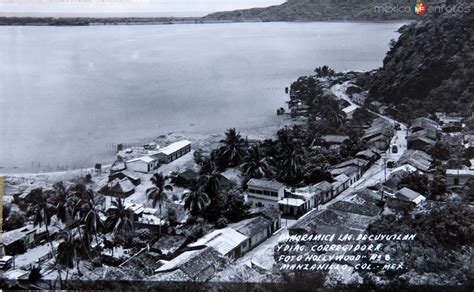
[0,16,412,27]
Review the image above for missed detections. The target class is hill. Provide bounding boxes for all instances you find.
[362,2,473,122]
[204,0,419,22]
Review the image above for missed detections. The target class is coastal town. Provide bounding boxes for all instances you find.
[1,65,473,288]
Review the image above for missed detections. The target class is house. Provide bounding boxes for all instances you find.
[342,104,358,120]
[387,187,426,211]
[328,200,381,217]
[330,166,361,185]
[2,226,36,255]
[410,117,439,133]
[230,215,276,251]
[397,150,433,173]
[446,169,474,187]
[319,135,350,149]
[153,247,227,282]
[407,128,437,151]
[110,157,127,174]
[438,115,463,132]
[396,188,427,204]
[278,198,307,217]
[127,156,159,173]
[245,179,285,209]
[99,177,135,200]
[332,174,350,197]
[153,140,192,164]
[367,135,391,150]
[441,133,465,150]
[289,208,375,236]
[188,228,249,259]
[248,207,281,234]
[108,170,141,185]
[362,118,394,143]
[332,158,371,172]
[150,235,187,256]
[314,180,334,204]
[171,169,199,188]
[355,148,381,165]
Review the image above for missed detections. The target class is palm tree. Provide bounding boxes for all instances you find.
[146,173,173,215]
[241,145,273,179]
[183,178,211,217]
[31,189,57,259]
[218,128,247,167]
[146,173,172,236]
[199,160,221,198]
[278,148,304,185]
[320,98,347,128]
[55,230,83,281]
[75,197,104,249]
[104,199,134,246]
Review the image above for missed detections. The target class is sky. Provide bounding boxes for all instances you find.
[0,0,286,17]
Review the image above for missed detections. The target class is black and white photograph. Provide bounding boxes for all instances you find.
[0,0,473,290]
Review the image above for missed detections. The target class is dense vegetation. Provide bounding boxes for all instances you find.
[364,203,473,286]
[363,3,474,122]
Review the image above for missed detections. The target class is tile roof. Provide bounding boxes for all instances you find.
[328,201,381,217]
[230,216,273,238]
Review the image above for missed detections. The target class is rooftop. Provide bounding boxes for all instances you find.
[333,158,370,169]
[188,228,248,256]
[230,216,273,238]
[411,117,439,131]
[396,187,425,203]
[2,226,35,246]
[313,180,333,192]
[247,178,285,190]
[397,150,433,172]
[328,201,381,217]
[158,140,191,156]
[127,156,156,164]
[320,135,350,144]
[278,198,306,207]
[446,169,474,176]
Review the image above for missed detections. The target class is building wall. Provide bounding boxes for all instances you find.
[247,195,279,209]
[446,175,472,186]
[128,161,153,173]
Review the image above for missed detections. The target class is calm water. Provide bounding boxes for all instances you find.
[0,22,404,173]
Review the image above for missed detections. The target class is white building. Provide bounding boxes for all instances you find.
[246,179,285,209]
[126,156,159,173]
[153,140,191,164]
[446,169,474,186]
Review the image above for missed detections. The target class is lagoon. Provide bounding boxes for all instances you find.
[0,21,404,173]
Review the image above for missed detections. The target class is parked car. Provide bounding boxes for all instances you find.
[391,145,398,153]
[387,160,396,168]
[0,256,13,270]
[395,123,401,130]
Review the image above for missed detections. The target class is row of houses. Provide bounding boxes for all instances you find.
[361,118,395,151]
[151,209,280,282]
